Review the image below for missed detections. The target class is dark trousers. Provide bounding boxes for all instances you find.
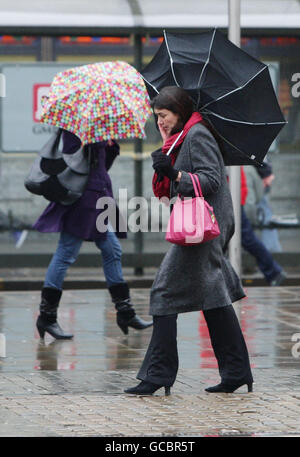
[241,206,281,283]
[137,314,179,387]
[204,305,253,385]
[137,305,253,387]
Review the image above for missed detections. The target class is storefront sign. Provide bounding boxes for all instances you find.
[0,63,81,152]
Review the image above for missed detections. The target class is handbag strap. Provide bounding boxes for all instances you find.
[53,128,63,151]
[188,173,203,198]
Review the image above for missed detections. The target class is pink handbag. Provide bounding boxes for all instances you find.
[165,172,220,246]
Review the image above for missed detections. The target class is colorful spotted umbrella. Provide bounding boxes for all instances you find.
[40,61,152,144]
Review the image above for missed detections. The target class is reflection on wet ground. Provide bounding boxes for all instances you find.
[0,287,300,437]
[1,287,300,373]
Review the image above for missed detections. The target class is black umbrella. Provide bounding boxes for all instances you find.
[141,29,287,166]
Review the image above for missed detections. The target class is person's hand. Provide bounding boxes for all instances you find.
[263,174,275,188]
[151,150,179,181]
[158,123,170,144]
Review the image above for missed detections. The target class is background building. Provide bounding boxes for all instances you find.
[0,0,299,271]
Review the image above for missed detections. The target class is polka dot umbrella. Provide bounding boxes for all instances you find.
[40,61,152,144]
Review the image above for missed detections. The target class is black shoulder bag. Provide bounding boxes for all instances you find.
[24,129,93,206]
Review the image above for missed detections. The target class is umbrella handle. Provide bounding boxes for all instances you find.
[84,144,98,170]
[166,130,184,156]
[51,128,63,153]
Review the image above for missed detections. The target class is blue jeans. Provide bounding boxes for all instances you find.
[44,230,124,290]
[241,206,281,283]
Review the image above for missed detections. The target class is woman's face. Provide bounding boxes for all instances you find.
[154,108,181,138]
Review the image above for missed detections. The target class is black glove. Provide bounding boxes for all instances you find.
[151,150,179,181]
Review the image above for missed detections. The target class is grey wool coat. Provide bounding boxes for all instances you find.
[149,123,245,316]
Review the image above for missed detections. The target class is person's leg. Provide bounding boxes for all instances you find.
[125,314,178,395]
[137,314,179,386]
[241,206,282,284]
[37,232,83,339]
[95,230,152,334]
[94,230,125,287]
[203,305,253,392]
[44,231,83,290]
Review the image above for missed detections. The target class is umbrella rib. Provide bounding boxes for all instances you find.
[197,28,217,88]
[141,75,160,94]
[204,117,263,166]
[203,110,287,126]
[163,30,180,87]
[200,66,268,111]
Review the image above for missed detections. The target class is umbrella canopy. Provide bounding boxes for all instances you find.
[40,61,152,144]
[142,29,287,165]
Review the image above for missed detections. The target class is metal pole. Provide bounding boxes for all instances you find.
[133,33,144,276]
[228,0,242,277]
[38,37,55,61]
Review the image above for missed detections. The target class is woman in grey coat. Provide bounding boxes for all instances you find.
[125,87,253,396]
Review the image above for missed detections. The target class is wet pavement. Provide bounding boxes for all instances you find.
[0,286,300,437]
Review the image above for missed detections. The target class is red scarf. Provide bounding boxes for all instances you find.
[240,166,248,206]
[152,112,203,199]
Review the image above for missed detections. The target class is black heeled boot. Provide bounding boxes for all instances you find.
[124,381,171,396]
[36,287,73,340]
[108,283,153,335]
[205,381,253,393]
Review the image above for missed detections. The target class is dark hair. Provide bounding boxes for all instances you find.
[151,86,194,131]
[152,86,224,156]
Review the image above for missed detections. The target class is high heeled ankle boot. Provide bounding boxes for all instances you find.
[108,283,153,335]
[124,381,171,396]
[205,381,253,393]
[36,287,73,340]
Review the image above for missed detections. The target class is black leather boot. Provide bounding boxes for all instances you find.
[124,381,171,396]
[108,283,153,335]
[205,381,253,393]
[36,287,73,340]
